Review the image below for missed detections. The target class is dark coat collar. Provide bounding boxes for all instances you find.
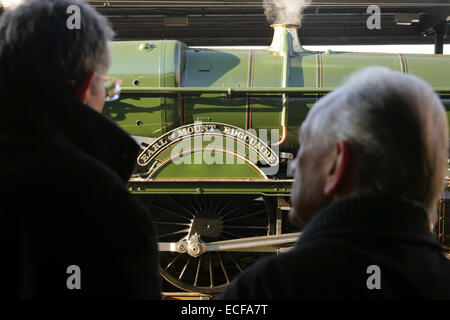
[299,195,438,245]
[0,88,140,183]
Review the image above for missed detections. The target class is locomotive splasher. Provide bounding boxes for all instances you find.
[104,24,450,294]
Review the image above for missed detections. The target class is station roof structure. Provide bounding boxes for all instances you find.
[1,1,448,47]
[82,0,449,47]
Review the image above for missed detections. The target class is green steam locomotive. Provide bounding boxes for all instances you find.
[104,25,450,294]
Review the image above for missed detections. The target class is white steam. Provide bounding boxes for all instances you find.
[263,0,312,25]
[1,0,25,9]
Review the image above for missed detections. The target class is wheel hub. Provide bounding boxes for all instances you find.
[190,209,223,238]
[186,234,206,258]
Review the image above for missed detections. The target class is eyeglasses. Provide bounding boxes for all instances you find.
[97,74,122,102]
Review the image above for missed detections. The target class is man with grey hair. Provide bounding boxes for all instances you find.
[218,67,450,299]
[0,0,161,298]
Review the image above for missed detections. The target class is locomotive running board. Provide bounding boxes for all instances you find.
[128,179,293,196]
[121,87,450,100]
[158,232,301,256]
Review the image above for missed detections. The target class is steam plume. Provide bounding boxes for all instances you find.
[0,0,25,9]
[263,0,312,25]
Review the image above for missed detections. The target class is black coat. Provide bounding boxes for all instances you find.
[0,88,161,299]
[217,196,450,299]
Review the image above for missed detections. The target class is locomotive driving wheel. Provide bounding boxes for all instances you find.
[147,194,276,294]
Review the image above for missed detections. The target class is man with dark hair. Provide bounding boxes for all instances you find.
[0,0,161,299]
[218,67,450,299]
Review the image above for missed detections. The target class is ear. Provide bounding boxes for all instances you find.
[74,73,95,102]
[323,141,353,197]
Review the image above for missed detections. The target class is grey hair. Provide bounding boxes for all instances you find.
[0,0,114,94]
[305,67,448,222]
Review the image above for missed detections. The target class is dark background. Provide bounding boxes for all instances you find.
[79,0,450,48]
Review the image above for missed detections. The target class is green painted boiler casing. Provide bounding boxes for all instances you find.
[105,39,450,158]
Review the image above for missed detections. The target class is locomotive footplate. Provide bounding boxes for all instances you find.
[128,178,293,196]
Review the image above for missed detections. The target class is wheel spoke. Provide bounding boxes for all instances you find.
[167,195,196,217]
[222,209,266,223]
[226,252,243,273]
[224,225,268,230]
[222,230,244,239]
[179,257,191,280]
[219,196,254,219]
[186,195,200,214]
[217,252,230,284]
[194,256,202,286]
[151,204,192,221]
[216,194,237,216]
[214,195,225,212]
[157,228,190,239]
[154,221,191,226]
[209,252,214,288]
[195,194,203,212]
[165,254,181,269]
[205,195,212,210]
[219,235,230,240]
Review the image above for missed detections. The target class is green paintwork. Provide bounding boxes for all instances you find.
[183,49,249,128]
[104,39,450,192]
[106,41,186,135]
[321,52,402,86]
[153,154,264,179]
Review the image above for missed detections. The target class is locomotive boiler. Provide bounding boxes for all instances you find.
[104,24,450,294]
